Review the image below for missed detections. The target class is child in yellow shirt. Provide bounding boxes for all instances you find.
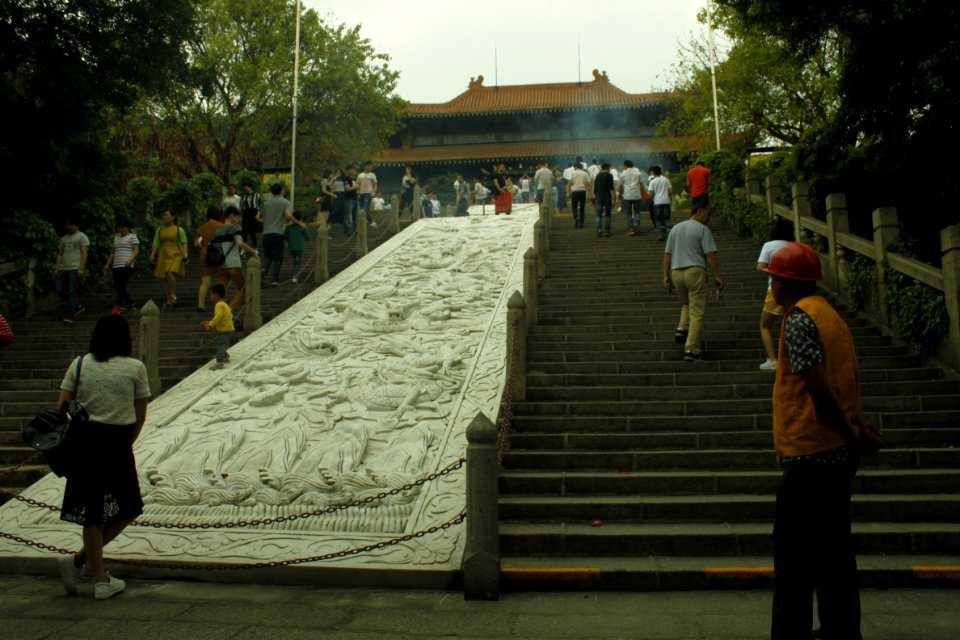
[201,284,234,369]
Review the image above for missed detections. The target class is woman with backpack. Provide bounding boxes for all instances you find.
[194,205,223,313]
[148,210,188,307]
[212,206,258,313]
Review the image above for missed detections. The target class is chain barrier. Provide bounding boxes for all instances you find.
[0,450,43,480]
[0,511,465,570]
[496,316,522,467]
[0,458,465,530]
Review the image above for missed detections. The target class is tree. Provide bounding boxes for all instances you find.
[0,0,195,225]
[127,0,406,183]
[659,4,839,158]
[718,0,960,253]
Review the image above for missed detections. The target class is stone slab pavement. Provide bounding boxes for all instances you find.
[0,575,957,639]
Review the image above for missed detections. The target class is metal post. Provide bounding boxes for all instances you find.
[463,412,501,601]
[244,255,263,331]
[138,300,160,396]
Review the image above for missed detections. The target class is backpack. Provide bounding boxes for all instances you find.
[205,235,235,267]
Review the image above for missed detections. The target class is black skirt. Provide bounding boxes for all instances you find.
[60,422,143,527]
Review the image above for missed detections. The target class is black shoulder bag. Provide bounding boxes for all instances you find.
[22,355,88,477]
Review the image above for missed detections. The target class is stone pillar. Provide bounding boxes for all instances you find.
[941,224,960,373]
[244,255,263,331]
[463,412,501,601]
[412,185,422,220]
[25,256,37,318]
[314,226,329,284]
[765,175,782,220]
[534,220,545,282]
[506,291,526,402]
[356,209,368,258]
[138,300,160,396]
[746,169,761,197]
[872,208,900,328]
[539,174,553,251]
[790,182,811,242]
[444,204,453,218]
[825,194,849,296]
[523,248,538,329]
[389,195,400,235]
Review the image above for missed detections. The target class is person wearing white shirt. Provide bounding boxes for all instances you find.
[534,161,553,204]
[587,159,600,180]
[648,165,673,241]
[371,194,385,211]
[567,163,591,228]
[620,160,647,235]
[562,163,575,181]
[357,162,379,228]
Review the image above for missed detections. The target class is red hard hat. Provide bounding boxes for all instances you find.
[764,242,823,281]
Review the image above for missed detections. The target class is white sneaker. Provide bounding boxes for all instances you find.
[759,359,778,371]
[94,576,125,600]
[291,277,298,284]
[369,221,378,228]
[58,554,81,595]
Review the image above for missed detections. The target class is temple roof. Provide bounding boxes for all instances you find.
[408,71,670,118]
[375,137,689,166]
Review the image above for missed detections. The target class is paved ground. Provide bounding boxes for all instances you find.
[0,575,957,639]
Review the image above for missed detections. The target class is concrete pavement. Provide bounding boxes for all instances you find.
[0,574,957,639]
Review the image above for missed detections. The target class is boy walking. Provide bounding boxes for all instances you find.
[103,219,139,314]
[284,211,309,283]
[54,218,89,324]
[202,284,234,369]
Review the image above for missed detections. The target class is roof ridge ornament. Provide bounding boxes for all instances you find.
[592,69,609,83]
[469,75,484,90]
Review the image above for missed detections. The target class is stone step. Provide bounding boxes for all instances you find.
[507,427,959,451]
[530,318,873,334]
[499,554,960,591]
[527,354,922,372]
[498,469,960,497]
[501,448,960,472]
[498,494,960,524]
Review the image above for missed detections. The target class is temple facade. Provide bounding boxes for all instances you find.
[374,71,683,190]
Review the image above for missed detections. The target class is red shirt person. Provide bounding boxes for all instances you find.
[687,161,712,205]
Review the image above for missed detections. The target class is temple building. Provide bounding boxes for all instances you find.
[374,70,683,189]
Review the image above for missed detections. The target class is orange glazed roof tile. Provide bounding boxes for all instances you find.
[409,72,671,117]
[375,137,689,166]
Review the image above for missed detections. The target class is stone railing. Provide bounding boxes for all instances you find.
[0,257,39,317]
[747,170,960,373]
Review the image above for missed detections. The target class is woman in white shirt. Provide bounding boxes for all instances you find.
[55,315,150,600]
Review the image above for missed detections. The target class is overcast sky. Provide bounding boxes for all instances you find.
[305,0,710,103]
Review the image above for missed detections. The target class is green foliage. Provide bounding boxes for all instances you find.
[844,253,876,312]
[419,171,462,204]
[190,172,225,208]
[883,270,949,354]
[231,170,262,191]
[711,190,769,243]
[0,212,59,312]
[122,177,162,226]
[157,181,204,221]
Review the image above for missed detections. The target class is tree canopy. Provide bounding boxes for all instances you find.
[123,0,406,183]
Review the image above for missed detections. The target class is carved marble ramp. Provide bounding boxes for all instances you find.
[0,206,539,587]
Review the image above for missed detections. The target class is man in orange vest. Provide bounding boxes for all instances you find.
[765,242,880,640]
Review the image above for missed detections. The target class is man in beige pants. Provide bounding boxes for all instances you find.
[662,201,724,361]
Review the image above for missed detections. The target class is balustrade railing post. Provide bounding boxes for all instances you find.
[412,185,422,220]
[765,175,782,220]
[540,173,554,249]
[746,169,761,197]
[791,182,811,242]
[940,224,960,373]
[872,207,900,328]
[825,194,849,296]
[463,412,501,601]
[138,300,160,395]
[523,248,538,328]
[244,255,263,331]
[356,209,368,258]
[506,291,526,402]
[25,256,37,318]
[534,220,545,283]
[314,226,329,284]
[389,195,400,235]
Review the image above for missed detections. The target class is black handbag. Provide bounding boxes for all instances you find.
[22,355,88,477]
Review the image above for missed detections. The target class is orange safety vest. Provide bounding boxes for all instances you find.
[773,296,861,457]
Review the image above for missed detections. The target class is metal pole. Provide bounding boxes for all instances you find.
[707,0,721,151]
[290,0,302,211]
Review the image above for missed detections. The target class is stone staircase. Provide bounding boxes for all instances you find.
[0,214,400,497]
[499,211,960,590]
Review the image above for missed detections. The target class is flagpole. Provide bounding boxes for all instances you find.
[290,0,302,210]
[707,0,721,150]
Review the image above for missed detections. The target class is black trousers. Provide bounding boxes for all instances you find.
[771,462,861,640]
[111,266,134,306]
[571,191,587,225]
